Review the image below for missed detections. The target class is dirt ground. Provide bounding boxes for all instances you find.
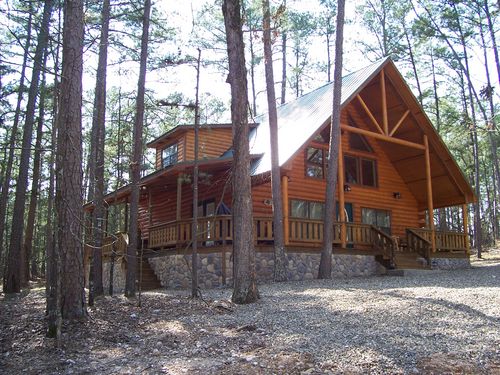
[1,248,499,374]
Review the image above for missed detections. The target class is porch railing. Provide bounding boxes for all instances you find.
[148,216,376,249]
[406,229,431,265]
[101,232,128,260]
[409,228,467,252]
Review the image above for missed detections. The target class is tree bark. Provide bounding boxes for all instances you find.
[0,7,33,274]
[22,52,48,286]
[281,0,287,104]
[263,0,287,282]
[191,48,201,298]
[88,0,111,306]
[55,0,86,320]
[46,11,61,337]
[4,0,53,294]
[223,0,259,304]
[319,0,345,279]
[125,0,151,298]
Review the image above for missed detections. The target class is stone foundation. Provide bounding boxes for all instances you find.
[148,253,228,290]
[148,250,386,290]
[431,257,470,270]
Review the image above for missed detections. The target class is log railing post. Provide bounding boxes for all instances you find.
[282,175,289,245]
[338,130,346,248]
[424,135,436,252]
[462,204,470,254]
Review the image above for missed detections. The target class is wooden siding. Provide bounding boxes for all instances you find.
[138,169,232,239]
[250,117,421,238]
[184,128,233,161]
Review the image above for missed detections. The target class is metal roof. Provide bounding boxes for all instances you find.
[249,57,390,176]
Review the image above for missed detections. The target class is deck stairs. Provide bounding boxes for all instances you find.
[137,257,162,290]
[393,252,431,270]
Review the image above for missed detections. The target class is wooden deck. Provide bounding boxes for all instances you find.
[144,215,468,263]
[95,217,468,270]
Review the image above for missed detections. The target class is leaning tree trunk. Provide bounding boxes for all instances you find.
[55,0,86,320]
[319,0,345,279]
[88,0,111,306]
[0,8,33,273]
[222,0,259,304]
[263,0,287,282]
[22,53,48,286]
[4,0,54,294]
[125,0,152,298]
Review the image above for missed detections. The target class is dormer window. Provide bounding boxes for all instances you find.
[162,143,178,168]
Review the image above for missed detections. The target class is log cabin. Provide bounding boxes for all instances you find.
[86,57,475,291]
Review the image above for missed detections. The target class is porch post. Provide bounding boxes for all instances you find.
[148,188,152,227]
[424,135,436,252]
[176,175,182,221]
[338,132,346,248]
[282,175,289,245]
[462,204,470,254]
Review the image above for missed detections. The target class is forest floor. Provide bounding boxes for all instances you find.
[1,248,499,375]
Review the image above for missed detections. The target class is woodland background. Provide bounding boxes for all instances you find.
[0,0,499,292]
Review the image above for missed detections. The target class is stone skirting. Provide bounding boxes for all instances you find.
[102,259,127,293]
[431,257,471,270]
[147,250,386,290]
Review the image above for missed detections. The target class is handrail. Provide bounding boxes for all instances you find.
[370,225,395,267]
[406,228,431,265]
[101,232,129,260]
[409,228,467,252]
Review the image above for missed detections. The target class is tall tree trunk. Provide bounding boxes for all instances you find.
[263,0,287,282]
[430,49,441,132]
[482,0,500,87]
[478,9,500,239]
[0,6,33,279]
[55,0,86,320]
[452,3,482,257]
[191,48,201,298]
[222,0,259,304]
[22,53,48,286]
[88,0,111,306]
[4,0,54,294]
[125,0,151,298]
[403,25,423,105]
[319,0,345,279]
[280,0,287,104]
[46,9,61,336]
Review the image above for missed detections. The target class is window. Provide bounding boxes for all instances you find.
[305,146,326,178]
[362,208,391,235]
[290,199,324,220]
[344,155,377,187]
[162,143,178,168]
[349,133,373,153]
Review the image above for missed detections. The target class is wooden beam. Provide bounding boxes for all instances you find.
[462,204,470,254]
[424,135,436,252]
[341,124,426,150]
[356,94,385,135]
[176,175,182,220]
[389,109,410,137]
[381,69,388,135]
[282,175,290,245]
[338,136,346,248]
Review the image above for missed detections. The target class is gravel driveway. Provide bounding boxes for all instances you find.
[161,257,500,374]
[1,256,499,374]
